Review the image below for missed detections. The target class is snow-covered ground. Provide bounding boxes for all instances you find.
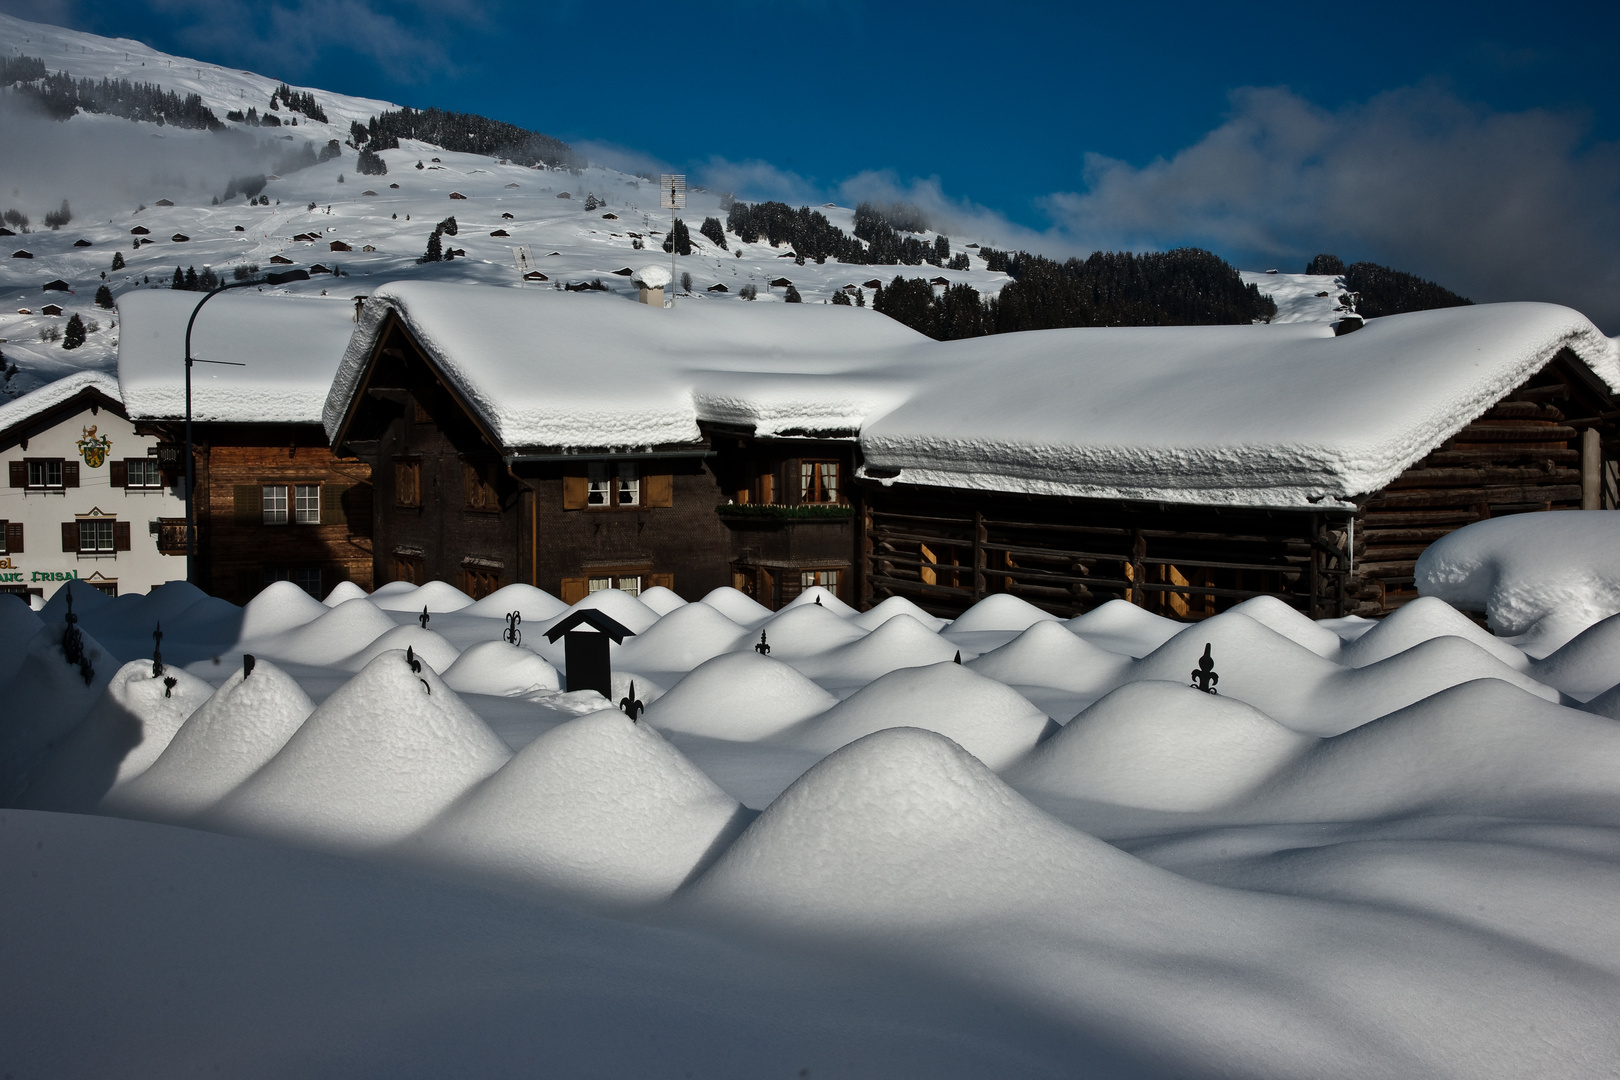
[6,511,1620,1076]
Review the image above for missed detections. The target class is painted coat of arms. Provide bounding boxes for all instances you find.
[77,425,112,469]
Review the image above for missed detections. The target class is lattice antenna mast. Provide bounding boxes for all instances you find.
[660,174,685,308]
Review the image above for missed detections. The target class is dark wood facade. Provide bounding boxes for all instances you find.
[859,348,1618,620]
[141,420,375,604]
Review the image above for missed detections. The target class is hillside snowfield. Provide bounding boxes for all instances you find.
[6,511,1620,1076]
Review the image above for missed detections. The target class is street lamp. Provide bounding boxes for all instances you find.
[181,268,310,584]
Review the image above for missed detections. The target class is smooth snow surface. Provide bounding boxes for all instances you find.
[441,640,560,697]
[1417,511,1620,642]
[645,651,838,740]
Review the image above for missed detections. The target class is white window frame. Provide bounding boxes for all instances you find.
[616,463,640,507]
[262,484,288,525]
[78,517,115,554]
[587,574,642,596]
[587,463,611,507]
[28,459,64,489]
[294,484,321,524]
[127,457,164,489]
[801,568,840,591]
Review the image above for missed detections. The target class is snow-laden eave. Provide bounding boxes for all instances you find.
[0,371,124,444]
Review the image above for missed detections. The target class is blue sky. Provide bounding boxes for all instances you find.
[8,0,1620,326]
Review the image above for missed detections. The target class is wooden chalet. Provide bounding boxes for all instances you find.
[323,282,929,605]
[855,305,1620,620]
[116,291,374,602]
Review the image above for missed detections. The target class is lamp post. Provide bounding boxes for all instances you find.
[181,269,310,584]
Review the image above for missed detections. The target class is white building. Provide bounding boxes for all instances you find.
[0,372,187,605]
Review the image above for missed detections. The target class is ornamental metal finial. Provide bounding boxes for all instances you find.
[151,621,165,679]
[504,610,522,646]
[755,630,770,655]
[1191,643,1219,694]
[620,680,644,722]
[419,605,430,629]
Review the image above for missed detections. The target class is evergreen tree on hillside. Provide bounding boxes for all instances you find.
[420,230,443,263]
[357,147,387,175]
[171,267,185,290]
[671,219,692,256]
[437,216,459,237]
[700,216,727,250]
[784,285,803,303]
[94,285,113,308]
[43,199,72,229]
[62,314,85,350]
[1342,262,1472,318]
[184,267,198,290]
[1306,254,1346,275]
[110,251,125,271]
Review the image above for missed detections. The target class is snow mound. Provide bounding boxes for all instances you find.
[950,593,1061,634]
[460,583,569,621]
[82,580,216,638]
[20,660,214,811]
[210,650,510,849]
[789,613,958,683]
[369,580,418,601]
[408,709,743,905]
[1004,681,1316,812]
[637,585,688,616]
[1580,681,1620,721]
[1063,599,1183,657]
[644,652,838,741]
[370,579,474,613]
[1246,679,1620,825]
[1224,596,1344,659]
[684,727,1138,929]
[1416,511,1620,641]
[751,602,867,658]
[966,619,1132,694]
[847,595,949,633]
[0,621,118,803]
[238,580,331,640]
[37,578,116,624]
[777,661,1048,769]
[104,658,315,821]
[441,640,560,697]
[696,587,773,627]
[546,588,660,636]
[1531,611,1620,701]
[246,596,398,664]
[0,597,44,684]
[340,624,461,673]
[1338,595,1529,671]
[614,602,750,673]
[781,585,857,617]
[322,580,369,606]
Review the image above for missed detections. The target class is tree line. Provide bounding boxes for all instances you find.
[873,248,1279,341]
[354,106,581,169]
[723,199,952,267]
[1,56,222,129]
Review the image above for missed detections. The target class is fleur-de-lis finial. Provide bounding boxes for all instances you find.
[620,680,644,721]
[1191,643,1219,694]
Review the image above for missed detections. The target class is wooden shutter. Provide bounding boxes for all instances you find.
[648,572,674,591]
[9,461,25,487]
[644,473,674,508]
[559,576,588,604]
[232,485,261,524]
[61,521,78,551]
[321,483,349,526]
[562,475,588,510]
[114,520,131,551]
[63,460,79,487]
[4,521,20,553]
[109,460,127,487]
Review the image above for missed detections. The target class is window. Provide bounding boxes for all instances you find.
[800,460,840,503]
[124,457,164,489]
[20,457,75,490]
[585,463,641,509]
[464,461,499,512]
[617,463,640,507]
[587,462,611,507]
[88,578,118,597]
[395,458,421,507]
[262,485,288,524]
[801,569,840,593]
[588,574,641,597]
[264,566,322,598]
[295,484,321,524]
[78,518,115,553]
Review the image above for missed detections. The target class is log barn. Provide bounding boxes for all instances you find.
[116,291,374,602]
[857,304,1620,619]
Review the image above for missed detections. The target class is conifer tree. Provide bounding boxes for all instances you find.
[171,267,185,290]
[784,285,802,303]
[700,216,727,250]
[111,251,125,271]
[421,230,442,263]
[184,267,199,290]
[62,313,85,349]
[94,285,113,308]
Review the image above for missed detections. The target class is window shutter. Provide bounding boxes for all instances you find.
[63,460,79,487]
[109,460,127,487]
[61,521,78,552]
[233,485,261,524]
[8,461,24,487]
[644,473,674,508]
[559,576,588,604]
[648,572,674,591]
[5,521,20,553]
[562,475,588,510]
[321,483,349,526]
[114,521,131,551]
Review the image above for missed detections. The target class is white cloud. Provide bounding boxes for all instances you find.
[692,156,824,206]
[1044,85,1620,330]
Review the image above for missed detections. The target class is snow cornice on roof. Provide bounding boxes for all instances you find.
[859,303,1620,511]
[0,371,124,442]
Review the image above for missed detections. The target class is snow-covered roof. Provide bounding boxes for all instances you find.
[116,291,360,424]
[325,281,933,450]
[0,371,123,438]
[860,303,1620,510]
